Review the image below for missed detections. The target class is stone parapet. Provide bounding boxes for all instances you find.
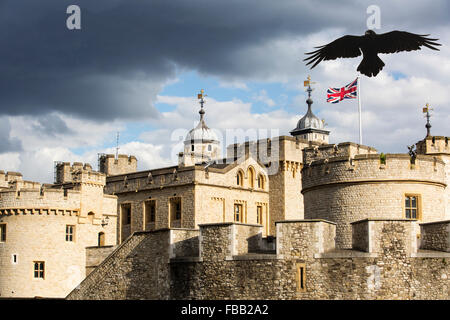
[276,219,336,259]
[303,142,377,164]
[198,222,263,261]
[98,154,137,177]
[420,220,450,252]
[416,136,450,155]
[351,219,418,255]
[302,153,445,191]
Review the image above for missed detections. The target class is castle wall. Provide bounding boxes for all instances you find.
[302,153,446,249]
[85,246,116,275]
[420,220,450,252]
[67,228,200,300]
[415,136,450,219]
[0,165,117,298]
[0,212,117,298]
[169,220,449,300]
[67,220,450,300]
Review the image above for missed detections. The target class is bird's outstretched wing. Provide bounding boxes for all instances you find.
[374,31,441,54]
[304,35,364,69]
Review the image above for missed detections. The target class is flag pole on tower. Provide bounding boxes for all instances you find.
[357,74,362,145]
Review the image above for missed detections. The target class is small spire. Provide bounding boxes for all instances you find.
[422,103,433,137]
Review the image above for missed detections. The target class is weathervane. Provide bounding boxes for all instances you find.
[423,103,433,137]
[197,89,207,121]
[303,75,315,99]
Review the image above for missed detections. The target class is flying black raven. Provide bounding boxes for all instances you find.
[304,30,441,77]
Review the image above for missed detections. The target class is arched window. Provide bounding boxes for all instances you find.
[257,174,264,189]
[98,232,105,246]
[237,170,244,186]
[247,167,255,188]
[87,212,95,223]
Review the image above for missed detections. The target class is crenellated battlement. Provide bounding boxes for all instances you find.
[55,162,106,185]
[98,154,137,177]
[416,136,450,155]
[68,218,450,300]
[226,135,316,165]
[0,186,81,212]
[0,171,26,189]
[302,152,446,191]
[303,142,378,164]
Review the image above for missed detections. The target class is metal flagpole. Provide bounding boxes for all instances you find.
[357,74,362,145]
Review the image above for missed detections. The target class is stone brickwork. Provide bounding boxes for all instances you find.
[98,154,137,177]
[170,229,199,258]
[420,220,450,252]
[67,220,450,300]
[303,142,377,164]
[276,220,336,259]
[302,151,446,249]
[67,228,200,300]
[64,134,450,300]
[227,136,310,231]
[86,246,116,275]
[106,155,271,242]
[416,136,450,219]
[0,166,117,298]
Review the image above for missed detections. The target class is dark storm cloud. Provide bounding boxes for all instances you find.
[31,114,73,137]
[0,0,448,121]
[0,118,22,152]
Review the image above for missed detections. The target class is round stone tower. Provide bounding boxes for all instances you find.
[301,144,446,249]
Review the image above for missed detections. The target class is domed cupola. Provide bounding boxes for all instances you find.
[179,90,220,167]
[290,76,330,144]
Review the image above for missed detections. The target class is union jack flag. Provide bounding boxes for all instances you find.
[327,78,358,104]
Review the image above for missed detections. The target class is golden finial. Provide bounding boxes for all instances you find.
[304,75,315,98]
[197,89,205,100]
[304,75,315,87]
[422,103,432,113]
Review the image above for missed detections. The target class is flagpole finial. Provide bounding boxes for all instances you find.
[422,103,433,137]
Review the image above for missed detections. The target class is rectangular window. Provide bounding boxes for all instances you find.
[256,206,263,224]
[65,225,75,242]
[296,263,306,292]
[121,204,132,225]
[170,198,182,221]
[34,261,45,279]
[234,204,243,222]
[145,200,156,223]
[0,224,6,242]
[405,195,420,219]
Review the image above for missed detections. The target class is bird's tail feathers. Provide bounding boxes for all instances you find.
[357,54,385,77]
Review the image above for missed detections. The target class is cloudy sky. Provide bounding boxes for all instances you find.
[1,0,449,183]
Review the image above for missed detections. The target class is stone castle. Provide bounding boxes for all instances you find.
[1,85,449,299]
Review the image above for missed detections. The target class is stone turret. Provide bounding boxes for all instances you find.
[98,154,137,176]
[178,90,220,167]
